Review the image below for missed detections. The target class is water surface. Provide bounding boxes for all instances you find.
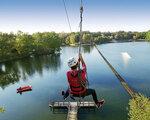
[0,42,150,120]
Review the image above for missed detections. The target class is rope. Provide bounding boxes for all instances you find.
[94,44,136,98]
[62,0,88,97]
[78,0,89,90]
[76,0,90,99]
[78,0,86,89]
[78,0,83,69]
[62,0,72,32]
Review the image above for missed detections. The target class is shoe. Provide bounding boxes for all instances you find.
[96,99,105,109]
[63,97,67,101]
[62,91,66,100]
[62,91,65,96]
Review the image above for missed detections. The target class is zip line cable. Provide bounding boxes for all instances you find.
[94,44,136,98]
[62,0,72,32]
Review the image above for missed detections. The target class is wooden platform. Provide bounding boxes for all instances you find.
[49,101,96,108]
[49,101,96,120]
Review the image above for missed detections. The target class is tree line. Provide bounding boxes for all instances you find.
[60,30,150,45]
[0,31,61,62]
[0,30,150,62]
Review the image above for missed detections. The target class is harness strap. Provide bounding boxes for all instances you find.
[71,72,78,78]
[70,86,85,92]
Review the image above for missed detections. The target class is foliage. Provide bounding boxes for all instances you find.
[0,32,16,60]
[0,106,5,113]
[128,94,150,120]
[65,33,79,45]
[15,31,34,56]
[0,30,149,62]
[0,31,61,62]
[58,32,68,45]
[32,32,61,54]
[82,33,92,43]
[146,31,150,41]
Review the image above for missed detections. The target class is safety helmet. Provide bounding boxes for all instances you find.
[68,57,78,68]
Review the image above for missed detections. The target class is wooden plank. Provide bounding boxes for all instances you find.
[67,102,78,120]
[49,101,96,108]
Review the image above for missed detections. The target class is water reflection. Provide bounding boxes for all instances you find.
[82,45,94,53]
[0,54,61,89]
[1,64,6,72]
[121,52,131,67]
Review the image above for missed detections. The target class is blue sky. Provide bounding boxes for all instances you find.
[0,0,150,33]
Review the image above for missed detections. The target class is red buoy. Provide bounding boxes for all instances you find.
[17,85,32,93]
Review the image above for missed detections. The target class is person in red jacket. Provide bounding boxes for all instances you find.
[62,53,105,108]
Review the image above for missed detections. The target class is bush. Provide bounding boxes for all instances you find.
[0,106,5,113]
[128,94,150,120]
[146,32,150,41]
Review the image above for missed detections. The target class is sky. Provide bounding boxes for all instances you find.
[0,0,150,33]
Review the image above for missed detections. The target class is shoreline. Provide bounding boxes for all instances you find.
[0,51,60,64]
[0,40,147,64]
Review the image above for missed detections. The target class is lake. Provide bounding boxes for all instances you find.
[0,42,150,120]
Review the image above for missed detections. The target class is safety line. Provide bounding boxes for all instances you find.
[94,44,136,98]
[62,0,72,32]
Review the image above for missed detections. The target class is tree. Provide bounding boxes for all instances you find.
[65,33,76,45]
[128,94,150,120]
[15,32,34,56]
[32,32,61,54]
[0,107,5,113]
[82,33,92,43]
[58,32,68,45]
[0,32,16,61]
[146,31,150,41]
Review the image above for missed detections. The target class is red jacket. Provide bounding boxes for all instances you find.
[67,63,87,95]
